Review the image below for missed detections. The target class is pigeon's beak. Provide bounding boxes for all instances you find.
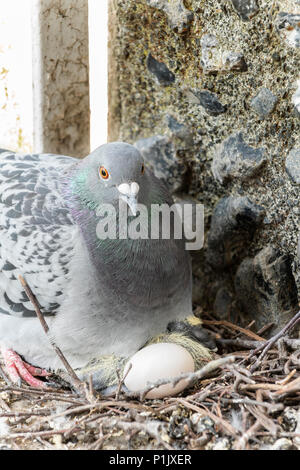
[117,182,140,216]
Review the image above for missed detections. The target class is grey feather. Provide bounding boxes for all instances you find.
[0,143,192,371]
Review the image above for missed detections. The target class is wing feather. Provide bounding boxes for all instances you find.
[0,150,78,317]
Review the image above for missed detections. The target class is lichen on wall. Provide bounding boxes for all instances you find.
[32,0,90,157]
[109,0,300,334]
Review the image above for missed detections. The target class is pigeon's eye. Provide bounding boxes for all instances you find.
[99,166,109,180]
[141,164,145,175]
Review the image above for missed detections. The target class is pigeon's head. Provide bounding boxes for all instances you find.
[73,142,146,215]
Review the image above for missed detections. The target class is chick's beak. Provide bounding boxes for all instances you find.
[117,182,140,216]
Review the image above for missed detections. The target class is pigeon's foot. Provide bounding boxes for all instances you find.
[1,348,50,389]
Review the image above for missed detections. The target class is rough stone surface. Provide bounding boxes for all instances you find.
[271,438,296,450]
[250,87,278,118]
[32,0,90,157]
[276,12,300,48]
[211,132,266,183]
[135,134,185,192]
[190,414,215,435]
[195,90,226,116]
[206,196,265,269]
[234,246,299,335]
[200,34,247,73]
[146,0,194,33]
[292,79,300,115]
[108,0,300,326]
[231,0,259,21]
[166,114,186,136]
[213,286,234,320]
[285,147,300,183]
[166,114,193,144]
[146,53,175,86]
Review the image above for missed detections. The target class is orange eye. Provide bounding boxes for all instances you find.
[99,166,109,180]
[141,163,145,175]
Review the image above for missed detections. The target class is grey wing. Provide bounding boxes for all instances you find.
[0,150,78,317]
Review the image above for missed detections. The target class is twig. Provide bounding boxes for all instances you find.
[6,427,81,440]
[248,310,300,372]
[239,383,283,392]
[19,275,84,394]
[115,363,132,400]
[220,398,283,412]
[202,320,265,341]
[0,395,11,412]
[256,323,275,337]
[276,369,297,386]
[217,338,264,349]
[273,376,300,397]
[125,356,235,400]
[0,409,52,418]
[234,420,261,450]
[0,364,11,386]
[0,384,84,406]
[41,400,149,422]
[245,404,279,436]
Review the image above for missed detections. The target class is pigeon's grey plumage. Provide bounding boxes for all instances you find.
[0,143,193,378]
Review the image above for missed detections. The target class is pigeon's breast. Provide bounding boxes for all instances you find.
[92,237,192,314]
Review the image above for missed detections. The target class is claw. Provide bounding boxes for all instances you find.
[1,348,50,389]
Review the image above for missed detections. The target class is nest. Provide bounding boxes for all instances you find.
[0,298,299,450]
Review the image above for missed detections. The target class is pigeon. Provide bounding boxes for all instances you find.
[0,143,212,390]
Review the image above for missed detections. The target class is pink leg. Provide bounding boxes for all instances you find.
[23,362,50,378]
[1,348,50,389]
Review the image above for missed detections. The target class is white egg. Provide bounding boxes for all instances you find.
[124,342,195,399]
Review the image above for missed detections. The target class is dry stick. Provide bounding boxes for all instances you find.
[115,362,132,400]
[0,384,84,403]
[0,409,52,418]
[0,364,11,386]
[7,427,81,440]
[248,310,300,373]
[276,368,297,386]
[18,275,84,393]
[256,322,275,337]
[0,395,11,412]
[88,374,95,400]
[234,420,261,450]
[125,355,235,401]
[273,376,300,397]
[220,397,283,412]
[202,320,265,341]
[245,404,279,436]
[217,338,264,349]
[41,400,149,422]
[239,383,284,392]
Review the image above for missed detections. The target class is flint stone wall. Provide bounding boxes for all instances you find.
[108,0,300,336]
